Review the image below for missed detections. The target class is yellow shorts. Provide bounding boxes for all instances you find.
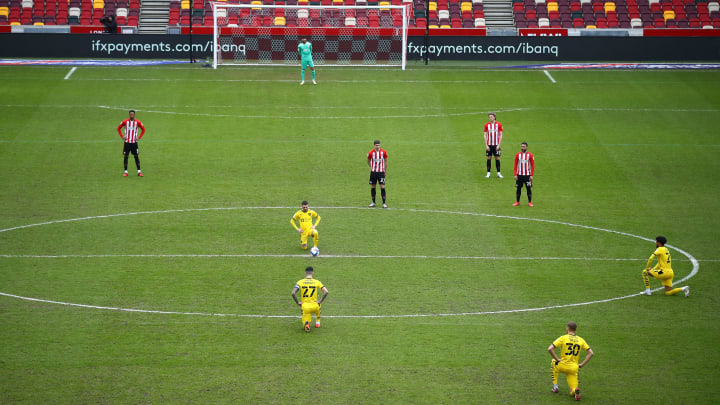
[552,360,580,392]
[301,302,321,325]
[649,268,674,287]
[302,302,320,315]
[300,229,317,246]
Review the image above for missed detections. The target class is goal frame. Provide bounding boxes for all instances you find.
[211,2,410,70]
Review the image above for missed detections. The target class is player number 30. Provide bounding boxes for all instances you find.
[564,343,580,356]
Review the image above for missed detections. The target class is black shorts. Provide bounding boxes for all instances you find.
[369,171,386,185]
[516,175,532,188]
[486,145,501,157]
[123,142,139,156]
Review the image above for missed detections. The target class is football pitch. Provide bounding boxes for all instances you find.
[1,63,719,403]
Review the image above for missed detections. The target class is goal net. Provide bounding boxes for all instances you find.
[212,2,410,70]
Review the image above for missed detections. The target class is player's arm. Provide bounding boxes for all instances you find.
[367,151,372,167]
[317,286,329,304]
[646,253,657,271]
[137,120,146,140]
[483,128,490,150]
[529,153,535,179]
[291,216,302,233]
[579,348,594,368]
[497,124,503,149]
[291,285,302,306]
[547,344,561,364]
[312,212,321,229]
[384,152,388,173]
[513,153,519,179]
[117,121,125,139]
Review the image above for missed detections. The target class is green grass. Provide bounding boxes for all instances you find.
[1,64,720,404]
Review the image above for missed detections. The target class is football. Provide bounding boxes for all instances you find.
[310,246,319,257]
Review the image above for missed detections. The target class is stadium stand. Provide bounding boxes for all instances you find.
[167,0,485,28]
[0,0,716,29]
[513,0,720,29]
[0,0,139,27]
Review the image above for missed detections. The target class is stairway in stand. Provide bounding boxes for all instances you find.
[138,0,170,34]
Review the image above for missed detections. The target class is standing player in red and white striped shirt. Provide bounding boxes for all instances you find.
[367,140,388,208]
[117,110,145,177]
[484,112,503,178]
[513,142,535,207]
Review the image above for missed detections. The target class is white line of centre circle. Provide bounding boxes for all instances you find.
[0,206,700,318]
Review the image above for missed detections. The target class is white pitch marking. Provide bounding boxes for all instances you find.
[543,69,556,83]
[0,290,667,319]
[3,104,719,114]
[63,67,77,80]
[0,253,648,261]
[76,78,544,84]
[95,105,528,120]
[0,206,700,318]
[3,254,708,261]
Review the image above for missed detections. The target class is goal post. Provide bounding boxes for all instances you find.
[211,2,410,70]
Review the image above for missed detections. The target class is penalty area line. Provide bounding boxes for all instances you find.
[543,69,557,83]
[64,67,77,80]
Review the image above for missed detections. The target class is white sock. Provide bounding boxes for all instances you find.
[553,384,558,389]
[124,170,128,173]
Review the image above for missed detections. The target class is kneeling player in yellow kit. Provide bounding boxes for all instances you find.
[548,321,594,401]
[290,200,321,250]
[291,266,329,333]
[643,235,690,297]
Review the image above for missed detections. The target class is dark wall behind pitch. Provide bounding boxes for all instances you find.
[1,33,719,61]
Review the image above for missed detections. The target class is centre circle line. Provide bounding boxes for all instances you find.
[0,206,700,318]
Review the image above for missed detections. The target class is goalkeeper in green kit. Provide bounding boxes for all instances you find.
[298,37,316,85]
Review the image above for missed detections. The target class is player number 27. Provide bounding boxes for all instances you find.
[565,343,580,356]
[302,287,316,298]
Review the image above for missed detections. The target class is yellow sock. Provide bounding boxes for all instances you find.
[666,288,682,296]
[642,270,650,289]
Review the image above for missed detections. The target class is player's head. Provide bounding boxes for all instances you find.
[305,266,314,274]
[521,142,528,152]
[129,110,135,119]
[301,37,307,43]
[566,321,577,333]
[656,236,667,246]
[488,112,496,122]
[374,140,381,150]
[301,200,309,212]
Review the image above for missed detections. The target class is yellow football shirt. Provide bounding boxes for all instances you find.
[292,210,320,232]
[553,334,590,365]
[649,247,672,271]
[295,278,324,303]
